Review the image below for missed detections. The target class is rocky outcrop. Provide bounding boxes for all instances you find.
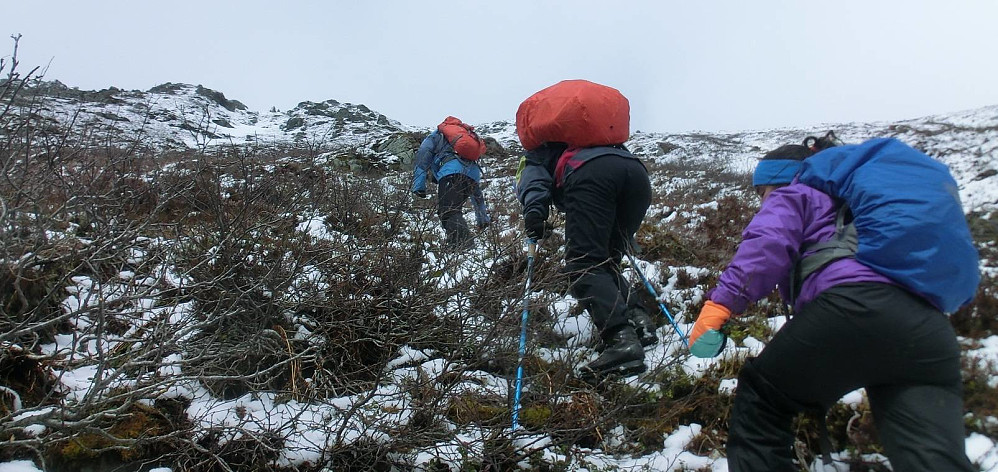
[196,85,247,112]
[376,132,423,167]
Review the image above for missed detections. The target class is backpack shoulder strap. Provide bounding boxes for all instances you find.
[430,131,453,164]
[790,205,858,305]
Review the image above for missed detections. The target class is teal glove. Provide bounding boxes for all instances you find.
[689,301,731,358]
[690,329,727,358]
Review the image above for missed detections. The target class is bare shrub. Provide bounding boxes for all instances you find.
[645,157,751,207]
[951,274,998,339]
[639,194,755,268]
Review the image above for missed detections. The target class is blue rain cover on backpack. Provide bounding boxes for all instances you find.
[798,137,979,313]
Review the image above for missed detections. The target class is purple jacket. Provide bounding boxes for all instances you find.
[709,183,893,314]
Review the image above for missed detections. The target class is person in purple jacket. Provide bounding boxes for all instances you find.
[689,141,975,471]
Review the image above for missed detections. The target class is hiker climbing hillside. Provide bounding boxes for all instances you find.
[411,116,491,250]
[515,79,659,381]
[689,135,979,471]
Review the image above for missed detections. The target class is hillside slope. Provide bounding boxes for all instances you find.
[2,79,996,471]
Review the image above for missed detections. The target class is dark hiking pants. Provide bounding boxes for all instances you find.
[727,283,974,472]
[562,156,651,336]
[438,174,475,250]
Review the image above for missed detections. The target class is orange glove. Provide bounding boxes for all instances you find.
[690,301,732,358]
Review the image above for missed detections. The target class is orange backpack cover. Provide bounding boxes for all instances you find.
[515,80,630,152]
[437,116,486,161]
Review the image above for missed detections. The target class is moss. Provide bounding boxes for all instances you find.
[446,393,555,431]
[445,394,507,426]
[59,434,110,461]
[54,402,175,462]
[518,405,553,428]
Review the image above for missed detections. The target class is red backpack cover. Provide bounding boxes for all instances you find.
[438,116,486,161]
[516,79,630,151]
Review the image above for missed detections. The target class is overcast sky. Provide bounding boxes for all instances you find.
[4,1,998,133]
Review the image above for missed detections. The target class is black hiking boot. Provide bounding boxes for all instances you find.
[627,307,659,347]
[580,325,646,383]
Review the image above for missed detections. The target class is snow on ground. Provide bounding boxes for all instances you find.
[0,461,44,472]
[968,336,998,389]
[8,245,993,471]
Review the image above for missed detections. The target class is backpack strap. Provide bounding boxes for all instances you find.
[438,153,482,176]
[438,152,480,168]
[430,132,457,167]
[434,132,483,170]
[790,205,858,306]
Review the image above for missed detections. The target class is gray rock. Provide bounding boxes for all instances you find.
[196,85,248,112]
[284,117,305,131]
[377,133,421,166]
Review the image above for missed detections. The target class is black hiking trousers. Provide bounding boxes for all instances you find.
[437,174,475,250]
[727,283,975,472]
[561,155,651,337]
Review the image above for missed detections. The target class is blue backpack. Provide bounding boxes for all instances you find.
[797,137,980,313]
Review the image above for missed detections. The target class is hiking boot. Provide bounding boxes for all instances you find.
[627,307,659,347]
[580,325,646,382]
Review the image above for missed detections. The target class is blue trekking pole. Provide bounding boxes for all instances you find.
[625,252,689,348]
[512,239,537,432]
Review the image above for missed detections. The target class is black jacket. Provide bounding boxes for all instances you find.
[516,144,640,219]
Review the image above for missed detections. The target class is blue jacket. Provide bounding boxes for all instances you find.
[411,131,482,192]
[411,130,489,226]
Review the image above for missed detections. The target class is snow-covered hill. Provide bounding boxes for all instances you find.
[628,105,998,213]
[21,81,998,213]
[25,81,411,151]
